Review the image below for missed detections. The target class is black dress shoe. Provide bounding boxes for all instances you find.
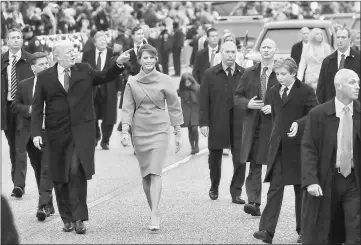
[75,220,86,234]
[209,190,218,200]
[36,207,51,221]
[297,234,302,243]
[12,186,24,198]
[244,203,261,216]
[253,230,273,244]
[63,222,74,232]
[232,196,245,204]
[100,142,109,150]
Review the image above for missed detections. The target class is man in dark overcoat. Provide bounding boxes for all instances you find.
[1,28,33,197]
[171,21,184,77]
[234,39,278,216]
[82,31,122,149]
[31,40,130,234]
[199,41,245,203]
[301,69,360,244]
[192,28,220,84]
[13,52,55,220]
[316,27,360,104]
[290,27,309,66]
[253,57,318,244]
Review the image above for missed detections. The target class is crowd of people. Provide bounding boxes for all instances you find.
[1,2,361,245]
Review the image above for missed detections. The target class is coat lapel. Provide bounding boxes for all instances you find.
[354,101,360,141]
[52,64,67,93]
[283,79,301,107]
[252,63,262,96]
[325,99,339,162]
[329,51,338,71]
[68,64,81,91]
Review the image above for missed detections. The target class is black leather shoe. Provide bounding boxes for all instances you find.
[36,208,47,221]
[100,142,109,150]
[63,222,74,232]
[12,186,24,198]
[253,230,273,244]
[244,203,261,216]
[209,190,218,200]
[232,196,245,204]
[75,220,86,234]
[297,234,302,243]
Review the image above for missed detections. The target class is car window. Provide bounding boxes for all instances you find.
[352,18,360,30]
[259,28,330,53]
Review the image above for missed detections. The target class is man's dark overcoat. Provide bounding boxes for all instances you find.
[301,99,360,244]
[31,62,124,182]
[265,79,318,185]
[199,63,245,149]
[234,62,278,165]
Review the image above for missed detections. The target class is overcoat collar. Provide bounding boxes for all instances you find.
[137,67,161,84]
[214,63,243,75]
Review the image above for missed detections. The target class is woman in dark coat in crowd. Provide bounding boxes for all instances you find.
[178,72,200,154]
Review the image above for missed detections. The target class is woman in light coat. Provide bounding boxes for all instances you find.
[121,44,183,231]
[297,28,332,90]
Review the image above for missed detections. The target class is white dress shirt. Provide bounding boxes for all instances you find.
[261,63,274,88]
[57,64,71,88]
[32,76,37,97]
[337,47,351,69]
[279,80,295,97]
[7,49,22,101]
[208,45,218,64]
[95,48,107,71]
[198,35,207,51]
[335,97,354,168]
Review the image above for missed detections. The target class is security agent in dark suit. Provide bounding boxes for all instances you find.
[290,27,309,66]
[13,52,55,220]
[253,57,318,244]
[82,31,122,150]
[302,69,360,245]
[192,28,220,84]
[31,40,130,234]
[234,39,279,217]
[317,27,360,104]
[171,21,184,76]
[1,28,34,198]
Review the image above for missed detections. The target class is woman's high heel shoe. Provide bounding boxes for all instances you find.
[148,217,160,231]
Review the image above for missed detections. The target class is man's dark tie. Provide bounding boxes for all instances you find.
[64,68,70,92]
[226,67,232,78]
[260,66,268,101]
[339,54,346,70]
[96,52,102,70]
[281,87,288,103]
[10,55,18,99]
[136,45,141,55]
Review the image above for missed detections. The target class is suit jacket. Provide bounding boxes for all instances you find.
[234,62,279,164]
[265,79,318,185]
[316,49,360,104]
[1,49,33,130]
[82,47,122,124]
[31,62,125,182]
[13,76,35,131]
[290,41,303,66]
[301,99,360,244]
[1,195,19,245]
[199,63,245,149]
[192,46,220,84]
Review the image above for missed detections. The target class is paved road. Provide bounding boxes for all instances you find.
[1,71,300,244]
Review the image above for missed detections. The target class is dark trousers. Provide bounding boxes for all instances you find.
[172,48,181,76]
[187,126,199,148]
[4,102,17,185]
[53,150,88,223]
[38,132,54,209]
[259,153,302,236]
[95,120,114,145]
[245,119,263,205]
[329,169,360,245]
[160,51,169,75]
[208,148,246,199]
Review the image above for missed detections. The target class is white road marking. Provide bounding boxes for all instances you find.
[21,148,208,240]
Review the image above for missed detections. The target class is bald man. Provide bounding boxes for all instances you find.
[302,69,360,244]
[234,38,279,216]
[200,41,245,203]
[31,40,131,234]
[291,27,309,66]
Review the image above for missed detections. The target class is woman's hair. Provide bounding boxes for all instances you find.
[273,57,298,75]
[137,44,158,61]
[179,72,197,92]
[308,28,324,45]
[351,30,360,45]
